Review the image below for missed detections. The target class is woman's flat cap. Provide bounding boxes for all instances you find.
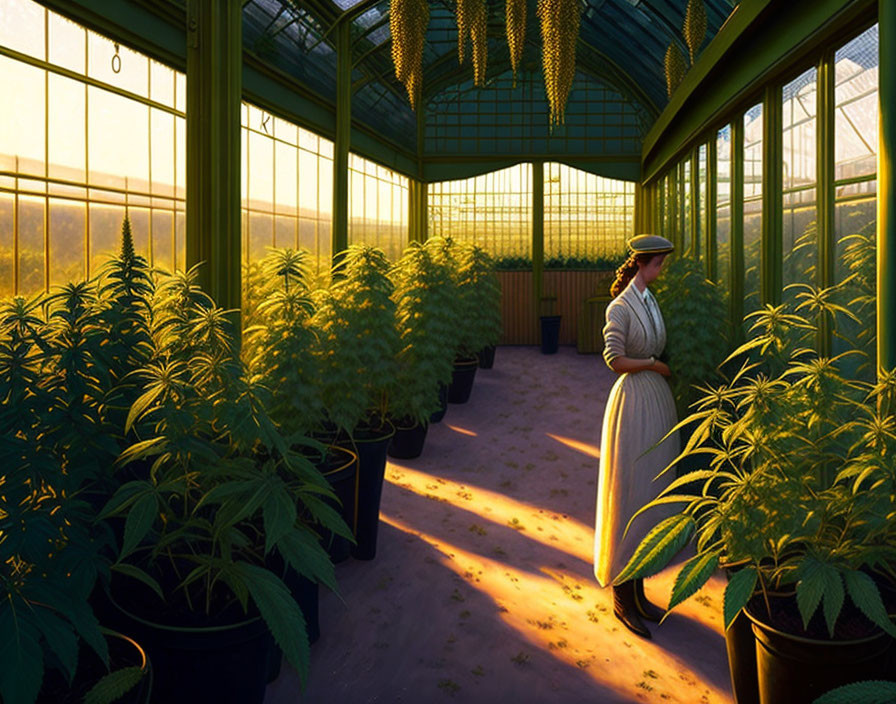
[627,234,674,254]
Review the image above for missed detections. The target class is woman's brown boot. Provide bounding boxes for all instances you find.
[612,580,651,639]
[634,578,665,622]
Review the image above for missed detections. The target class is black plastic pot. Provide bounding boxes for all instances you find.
[108,596,271,704]
[478,345,496,369]
[316,445,359,564]
[340,420,396,561]
[721,560,760,704]
[429,382,448,423]
[745,603,895,704]
[448,356,478,403]
[540,315,562,354]
[387,420,428,459]
[38,630,152,704]
[725,608,760,704]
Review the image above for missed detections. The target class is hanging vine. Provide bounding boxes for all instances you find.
[683,0,707,65]
[456,0,488,86]
[505,0,526,87]
[664,41,686,99]
[537,0,581,126]
[390,0,429,110]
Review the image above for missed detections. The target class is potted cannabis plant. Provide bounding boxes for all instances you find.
[320,244,399,560]
[243,248,359,565]
[615,285,896,704]
[387,240,458,458]
[423,236,479,405]
[0,219,164,704]
[451,241,502,396]
[101,266,351,702]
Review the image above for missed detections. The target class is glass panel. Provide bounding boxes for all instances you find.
[832,24,878,380]
[48,198,85,286]
[428,164,532,261]
[743,105,763,318]
[543,163,633,265]
[18,195,45,295]
[48,73,87,183]
[128,206,150,260]
[0,193,14,297]
[87,29,149,99]
[274,141,297,216]
[151,209,174,274]
[88,203,126,276]
[150,108,175,197]
[698,144,707,264]
[348,153,408,261]
[0,56,46,176]
[0,0,45,60]
[150,60,175,108]
[48,9,85,74]
[88,86,150,192]
[716,125,731,300]
[835,24,878,182]
[782,67,818,304]
[681,160,692,254]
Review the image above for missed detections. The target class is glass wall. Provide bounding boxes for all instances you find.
[681,159,692,254]
[241,102,334,273]
[0,0,186,296]
[697,145,707,267]
[742,103,763,317]
[348,154,408,261]
[716,125,731,300]
[543,163,633,265]
[833,23,878,374]
[428,164,533,261]
[782,67,818,303]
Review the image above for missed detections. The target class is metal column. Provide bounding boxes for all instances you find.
[185,0,242,328]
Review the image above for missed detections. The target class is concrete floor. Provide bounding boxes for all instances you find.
[266,346,734,704]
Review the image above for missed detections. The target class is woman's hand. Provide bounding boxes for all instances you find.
[652,360,671,377]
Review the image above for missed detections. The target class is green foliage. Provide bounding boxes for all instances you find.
[243,249,324,437]
[618,285,896,638]
[493,253,625,271]
[311,244,400,432]
[105,262,350,685]
[83,665,146,704]
[388,239,459,424]
[813,680,896,704]
[453,242,502,357]
[652,256,729,418]
[0,219,161,703]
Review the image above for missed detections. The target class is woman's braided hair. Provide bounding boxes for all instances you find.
[610,251,656,298]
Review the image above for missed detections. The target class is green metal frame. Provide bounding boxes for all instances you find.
[817,49,836,356]
[332,19,350,264]
[185,0,242,328]
[761,83,783,307]
[643,0,876,183]
[880,0,895,373]
[706,138,718,281]
[532,161,545,318]
[690,148,700,259]
[730,114,745,345]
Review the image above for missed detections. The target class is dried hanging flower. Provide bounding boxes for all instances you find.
[537,0,580,126]
[683,0,707,65]
[470,0,488,86]
[664,41,686,98]
[390,0,429,109]
[505,0,526,87]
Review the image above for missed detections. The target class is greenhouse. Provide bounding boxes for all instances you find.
[1,0,893,702]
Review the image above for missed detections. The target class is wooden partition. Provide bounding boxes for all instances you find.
[497,270,614,346]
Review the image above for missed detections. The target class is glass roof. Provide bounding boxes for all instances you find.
[243,0,738,160]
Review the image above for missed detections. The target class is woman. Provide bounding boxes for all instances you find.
[593,234,679,640]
